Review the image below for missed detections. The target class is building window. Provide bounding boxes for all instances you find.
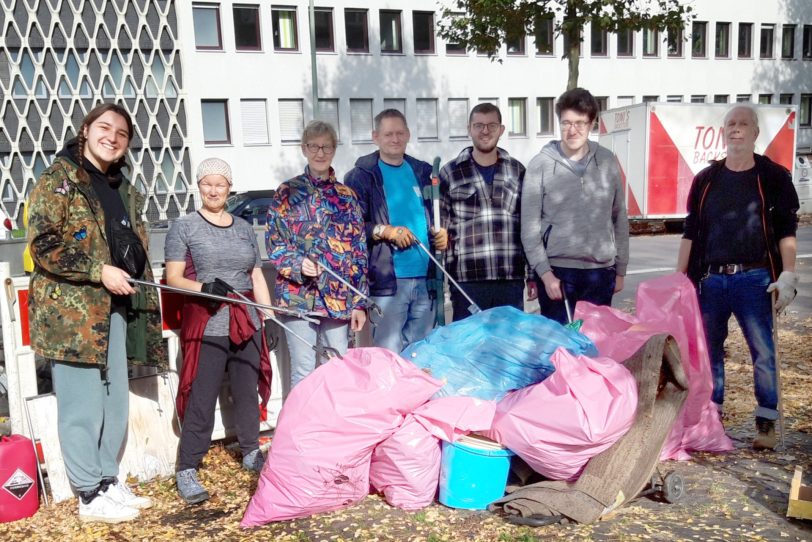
[758,94,773,104]
[804,25,812,60]
[201,100,230,144]
[240,99,268,145]
[278,99,304,142]
[233,5,261,51]
[448,98,469,138]
[713,95,729,104]
[617,28,634,57]
[642,95,659,103]
[690,95,706,103]
[349,99,373,142]
[666,95,683,103]
[715,22,730,58]
[536,98,554,135]
[272,6,298,51]
[508,98,526,136]
[507,30,526,55]
[344,9,368,53]
[736,94,751,103]
[779,93,793,104]
[591,23,607,56]
[413,11,435,54]
[314,8,334,52]
[781,25,795,59]
[193,3,222,50]
[691,21,707,58]
[738,22,753,58]
[760,24,774,58]
[380,10,403,53]
[534,15,554,56]
[383,98,406,115]
[617,96,635,107]
[642,28,658,57]
[416,99,439,140]
[592,96,608,133]
[317,99,340,139]
[667,28,683,57]
[800,94,811,127]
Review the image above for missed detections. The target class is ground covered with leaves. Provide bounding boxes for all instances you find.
[2,316,811,541]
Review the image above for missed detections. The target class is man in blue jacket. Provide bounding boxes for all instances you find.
[345,109,448,353]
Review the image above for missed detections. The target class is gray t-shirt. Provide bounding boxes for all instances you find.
[165,212,262,336]
[556,141,590,178]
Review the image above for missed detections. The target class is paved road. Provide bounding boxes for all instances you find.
[615,225,812,319]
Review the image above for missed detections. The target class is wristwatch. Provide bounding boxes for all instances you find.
[373,224,386,240]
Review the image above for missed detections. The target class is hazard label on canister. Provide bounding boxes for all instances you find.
[2,468,34,500]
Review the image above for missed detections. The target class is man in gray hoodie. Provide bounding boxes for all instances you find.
[521,88,629,324]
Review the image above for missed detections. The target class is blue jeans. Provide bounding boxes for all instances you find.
[370,278,435,354]
[278,315,349,389]
[698,267,778,420]
[451,280,525,322]
[537,266,616,325]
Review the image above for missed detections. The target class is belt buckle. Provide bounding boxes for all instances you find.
[722,264,739,275]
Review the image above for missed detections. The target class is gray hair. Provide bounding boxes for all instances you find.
[724,104,760,130]
[301,120,337,147]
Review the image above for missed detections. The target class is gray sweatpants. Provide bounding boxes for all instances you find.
[51,309,129,492]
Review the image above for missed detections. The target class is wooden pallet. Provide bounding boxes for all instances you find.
[788,466,812,520]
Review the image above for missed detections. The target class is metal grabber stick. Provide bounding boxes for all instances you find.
[127,278,340,361]
[413,240,481,315]
[771,291,786,450]
[306,255,383,317]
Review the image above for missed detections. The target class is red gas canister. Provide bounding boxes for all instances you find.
[0,435,39,523]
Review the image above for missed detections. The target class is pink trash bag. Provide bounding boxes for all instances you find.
[483,349,638,481]
[369,397,496,510]
[575,272,733,459]
[241,347,442,527]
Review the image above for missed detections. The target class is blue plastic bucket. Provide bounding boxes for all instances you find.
[438,435,514,510]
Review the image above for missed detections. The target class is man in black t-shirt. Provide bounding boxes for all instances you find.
[677,104,800,450]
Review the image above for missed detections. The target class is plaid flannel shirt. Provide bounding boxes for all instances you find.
[439,146,528,282]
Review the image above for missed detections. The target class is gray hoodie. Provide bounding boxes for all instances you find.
[521,140,629,277]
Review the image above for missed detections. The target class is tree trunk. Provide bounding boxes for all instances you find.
[565,0,579,90]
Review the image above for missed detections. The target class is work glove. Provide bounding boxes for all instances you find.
[381,225,416,249]
[766,271,798,313]
[432,227,449,251]
[201,278,231,298]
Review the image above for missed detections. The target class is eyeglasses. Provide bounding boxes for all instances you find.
[198,182,230,192]
[560,120,593,132]
[304,143,336,155]
[471,122,501,133]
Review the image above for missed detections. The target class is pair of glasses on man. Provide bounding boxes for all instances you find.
[470,122,501,133]
[560,120,593,131]
[304,143,336,155]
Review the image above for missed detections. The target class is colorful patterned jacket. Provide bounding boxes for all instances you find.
[265,167,369,320]
[27,155,166,367]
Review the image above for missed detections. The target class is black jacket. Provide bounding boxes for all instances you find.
[344,151,435,296]
[683,154,799,284]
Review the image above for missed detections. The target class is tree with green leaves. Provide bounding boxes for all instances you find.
[438,0,695,90]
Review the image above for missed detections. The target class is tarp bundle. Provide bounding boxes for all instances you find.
[401,306,598,400]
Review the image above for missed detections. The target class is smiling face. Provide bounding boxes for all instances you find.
[373,116,410,164]
[81,110,131,172]
[301,133,336,178]
[724,106,759,156]
[468,111,505,153]
[198,174,231,213]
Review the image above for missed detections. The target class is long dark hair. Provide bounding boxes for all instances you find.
[76,102,134,175]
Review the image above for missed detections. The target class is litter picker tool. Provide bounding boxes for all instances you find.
[414,240,481,315]
[127,277,320,323]
[430,156,446,326]
[128,277,339,361]
[772,291,786,450]
[306,255,383,317]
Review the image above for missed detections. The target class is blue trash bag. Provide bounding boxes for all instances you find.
[400,306,598,401]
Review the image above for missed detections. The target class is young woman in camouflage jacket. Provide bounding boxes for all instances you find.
[27,103,164,524]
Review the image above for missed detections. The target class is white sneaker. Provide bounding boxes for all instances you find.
[78,493,140,523]
[103,478,153,510]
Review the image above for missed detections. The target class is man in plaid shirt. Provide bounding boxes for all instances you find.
[439,103,533,321]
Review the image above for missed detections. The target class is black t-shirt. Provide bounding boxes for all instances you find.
[703,166,767,265]
[474,160,497,186]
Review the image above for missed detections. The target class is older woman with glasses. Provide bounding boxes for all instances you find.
[266,121,368,389]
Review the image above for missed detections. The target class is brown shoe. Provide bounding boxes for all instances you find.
[753,418,777,450]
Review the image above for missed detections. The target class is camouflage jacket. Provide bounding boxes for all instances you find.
[27,156,166,367]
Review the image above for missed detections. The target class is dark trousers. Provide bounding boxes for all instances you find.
[451,279,525,322]
[177,331,262,471]
[537,266,616,325]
